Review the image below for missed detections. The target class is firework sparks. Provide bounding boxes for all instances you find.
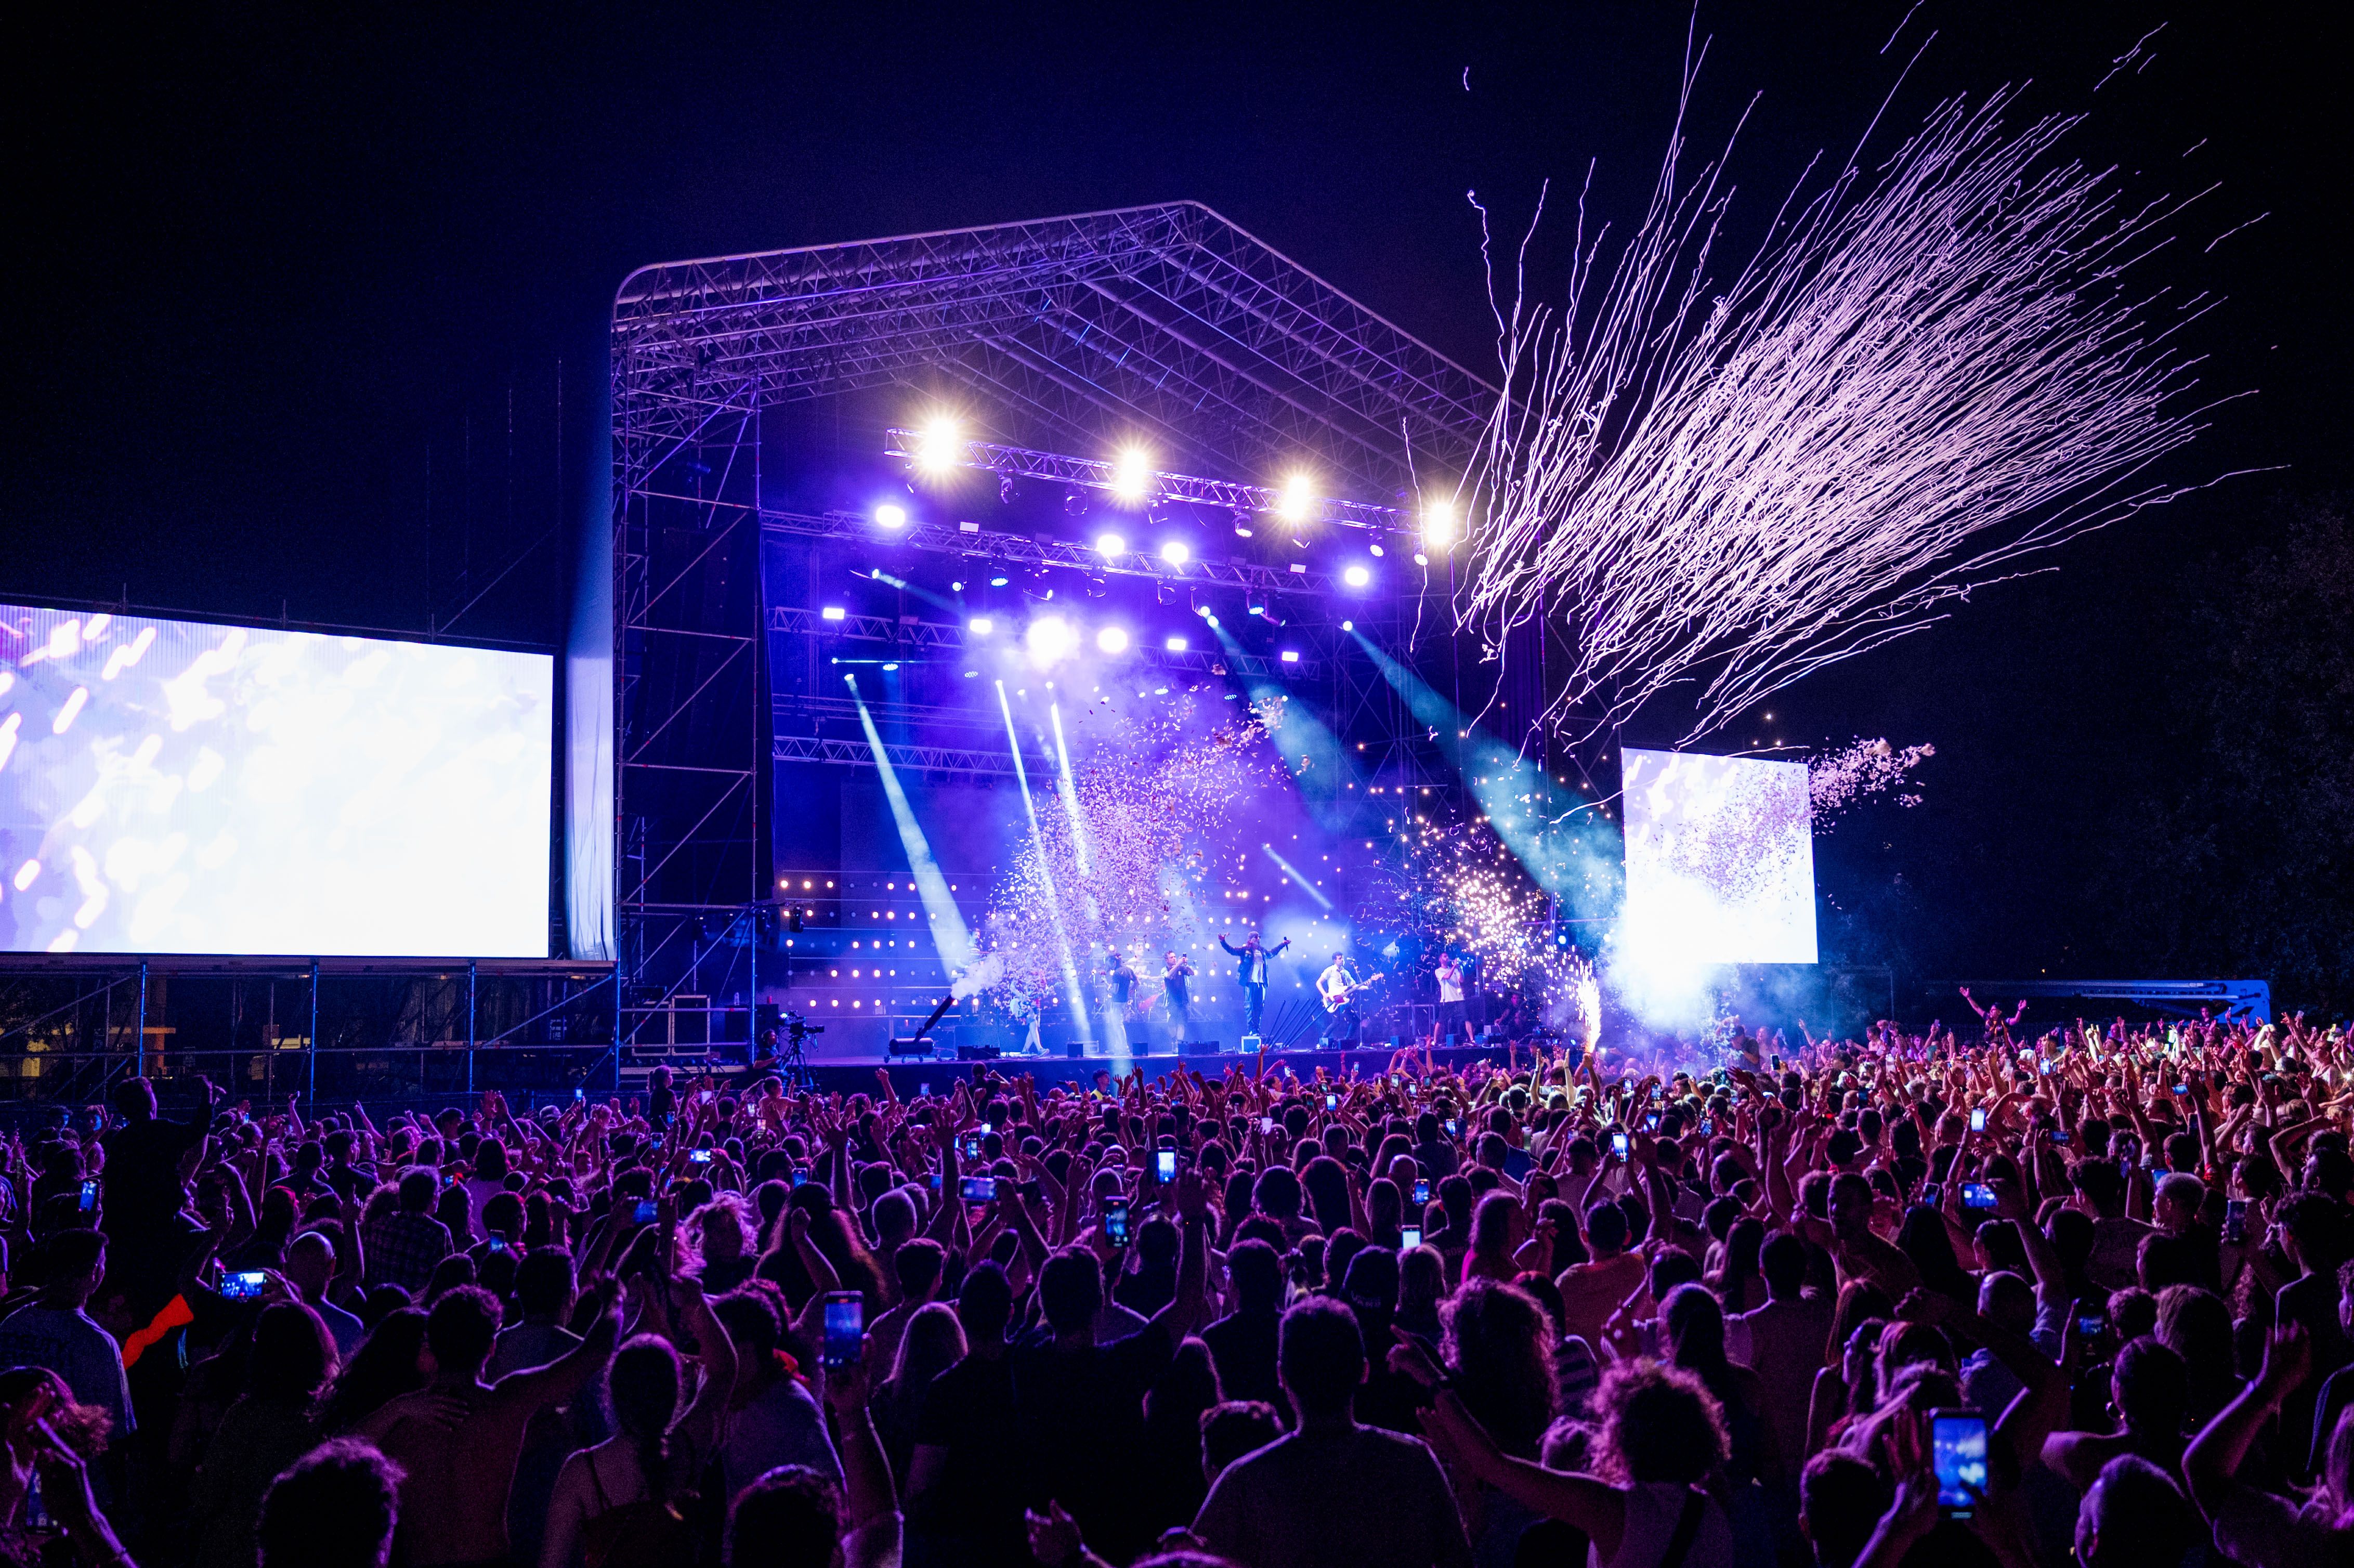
[1456,62,2229,746]
[1355,807,1587,1004]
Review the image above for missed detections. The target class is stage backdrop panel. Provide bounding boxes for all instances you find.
[0,604,552,956]
[1620,747,1817,964]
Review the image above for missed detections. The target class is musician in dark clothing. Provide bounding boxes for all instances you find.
[1162,952,1197,1046]
[1220,931,1290,1040]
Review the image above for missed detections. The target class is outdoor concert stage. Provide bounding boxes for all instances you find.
[798,1043,1510,1096]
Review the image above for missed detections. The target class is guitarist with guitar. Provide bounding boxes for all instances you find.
[1316,951,1376,1047]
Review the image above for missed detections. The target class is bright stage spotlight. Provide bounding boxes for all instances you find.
[1165,634,1189,652]
[1095,532,1127,557]
[874,502,908,529]
[1280,649,1300,663]
[914,416,963,473]
[1422,496,1458,547]
[1342,564,1371,587]
[1111,447,1152,502]
[1275,472,1314,525]
[1026,615,1079,668]
[989,575,1009,586]
[1159,540,1191,566]
[821,606,847,621]
[1095,625,1131,655]
[969,616,995,636]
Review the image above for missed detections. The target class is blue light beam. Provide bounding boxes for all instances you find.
[1258,842,1333,910]
[845,675,977,976]
[1350,632,1622,926]
[996,680,1092,1042]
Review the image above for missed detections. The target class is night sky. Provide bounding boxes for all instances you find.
[9,3,2346,998]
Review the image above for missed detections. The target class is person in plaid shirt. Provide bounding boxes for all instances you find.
[361,1167,453,1293]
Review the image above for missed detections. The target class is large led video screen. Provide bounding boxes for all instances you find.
[0,604,553,956]
[1620,747,1817,964]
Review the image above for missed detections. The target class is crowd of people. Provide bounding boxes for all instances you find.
[2,999,2352,1568]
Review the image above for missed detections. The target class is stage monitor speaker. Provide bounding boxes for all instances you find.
[1064,1039,1082,1059]
[1238,1034,1261,1053]
[954,1044,1001,1061]
[1181,1040,1220,1054]
[886,1038,934,1057]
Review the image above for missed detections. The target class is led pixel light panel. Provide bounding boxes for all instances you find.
[1620,747,1817,965]
[0,604,552,956]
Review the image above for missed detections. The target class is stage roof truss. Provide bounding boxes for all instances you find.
[761,505,1366,598]
[881,429,1413,534]
[614,203,1497,508]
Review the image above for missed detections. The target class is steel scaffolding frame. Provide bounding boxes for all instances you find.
[613,204,1495,1012]
[879,429,1415,534]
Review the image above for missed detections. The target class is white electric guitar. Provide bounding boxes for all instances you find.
[1320,972,1385,1014]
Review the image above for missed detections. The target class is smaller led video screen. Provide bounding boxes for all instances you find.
[1620,747,1817,964]
[0,603,553,956]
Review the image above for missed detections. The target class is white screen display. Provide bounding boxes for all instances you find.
[1620,747,1816,964]
[0,604,552,956]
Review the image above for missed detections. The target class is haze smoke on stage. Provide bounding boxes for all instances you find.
[949,951,1006,1001]
[1205,617,1350,824]
[1351,631,1619,925]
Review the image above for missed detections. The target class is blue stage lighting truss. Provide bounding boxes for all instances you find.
[879,430,1414,537]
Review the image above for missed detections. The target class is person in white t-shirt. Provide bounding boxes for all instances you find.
[1434,956,1468,1045]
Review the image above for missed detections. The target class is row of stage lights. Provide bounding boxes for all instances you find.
[827,602,1340,671]
[894,415,1462,552]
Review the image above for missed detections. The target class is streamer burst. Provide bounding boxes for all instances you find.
[1456,61,2229,746]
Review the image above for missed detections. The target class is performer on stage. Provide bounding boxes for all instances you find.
[1316,951,1363,1046]
[1103,947,1137,1054]
[1219,929,1289,1040]
[1434,951,1468,1044]
[1161,950,1196,1045]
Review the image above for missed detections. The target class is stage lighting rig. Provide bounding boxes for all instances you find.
[1275,473,1314,525]
[1095,532,1127,557]
[1343,565,1371,587]
[1422,496,1458,547]
[1159,540,1191,566]
[1026,615,1079,669]
[874,502,908,528]
[1111,446,1153,502]
[914,416,964,473]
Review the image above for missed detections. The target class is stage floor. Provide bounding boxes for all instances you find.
[799,1043,1509,1094]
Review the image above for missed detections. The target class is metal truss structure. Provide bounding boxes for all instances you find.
[758,504,1359,596]
[614,203,1494,508]
[767,603,1325,681]
[880,429,1415,534]
[612,204,1497,1023]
